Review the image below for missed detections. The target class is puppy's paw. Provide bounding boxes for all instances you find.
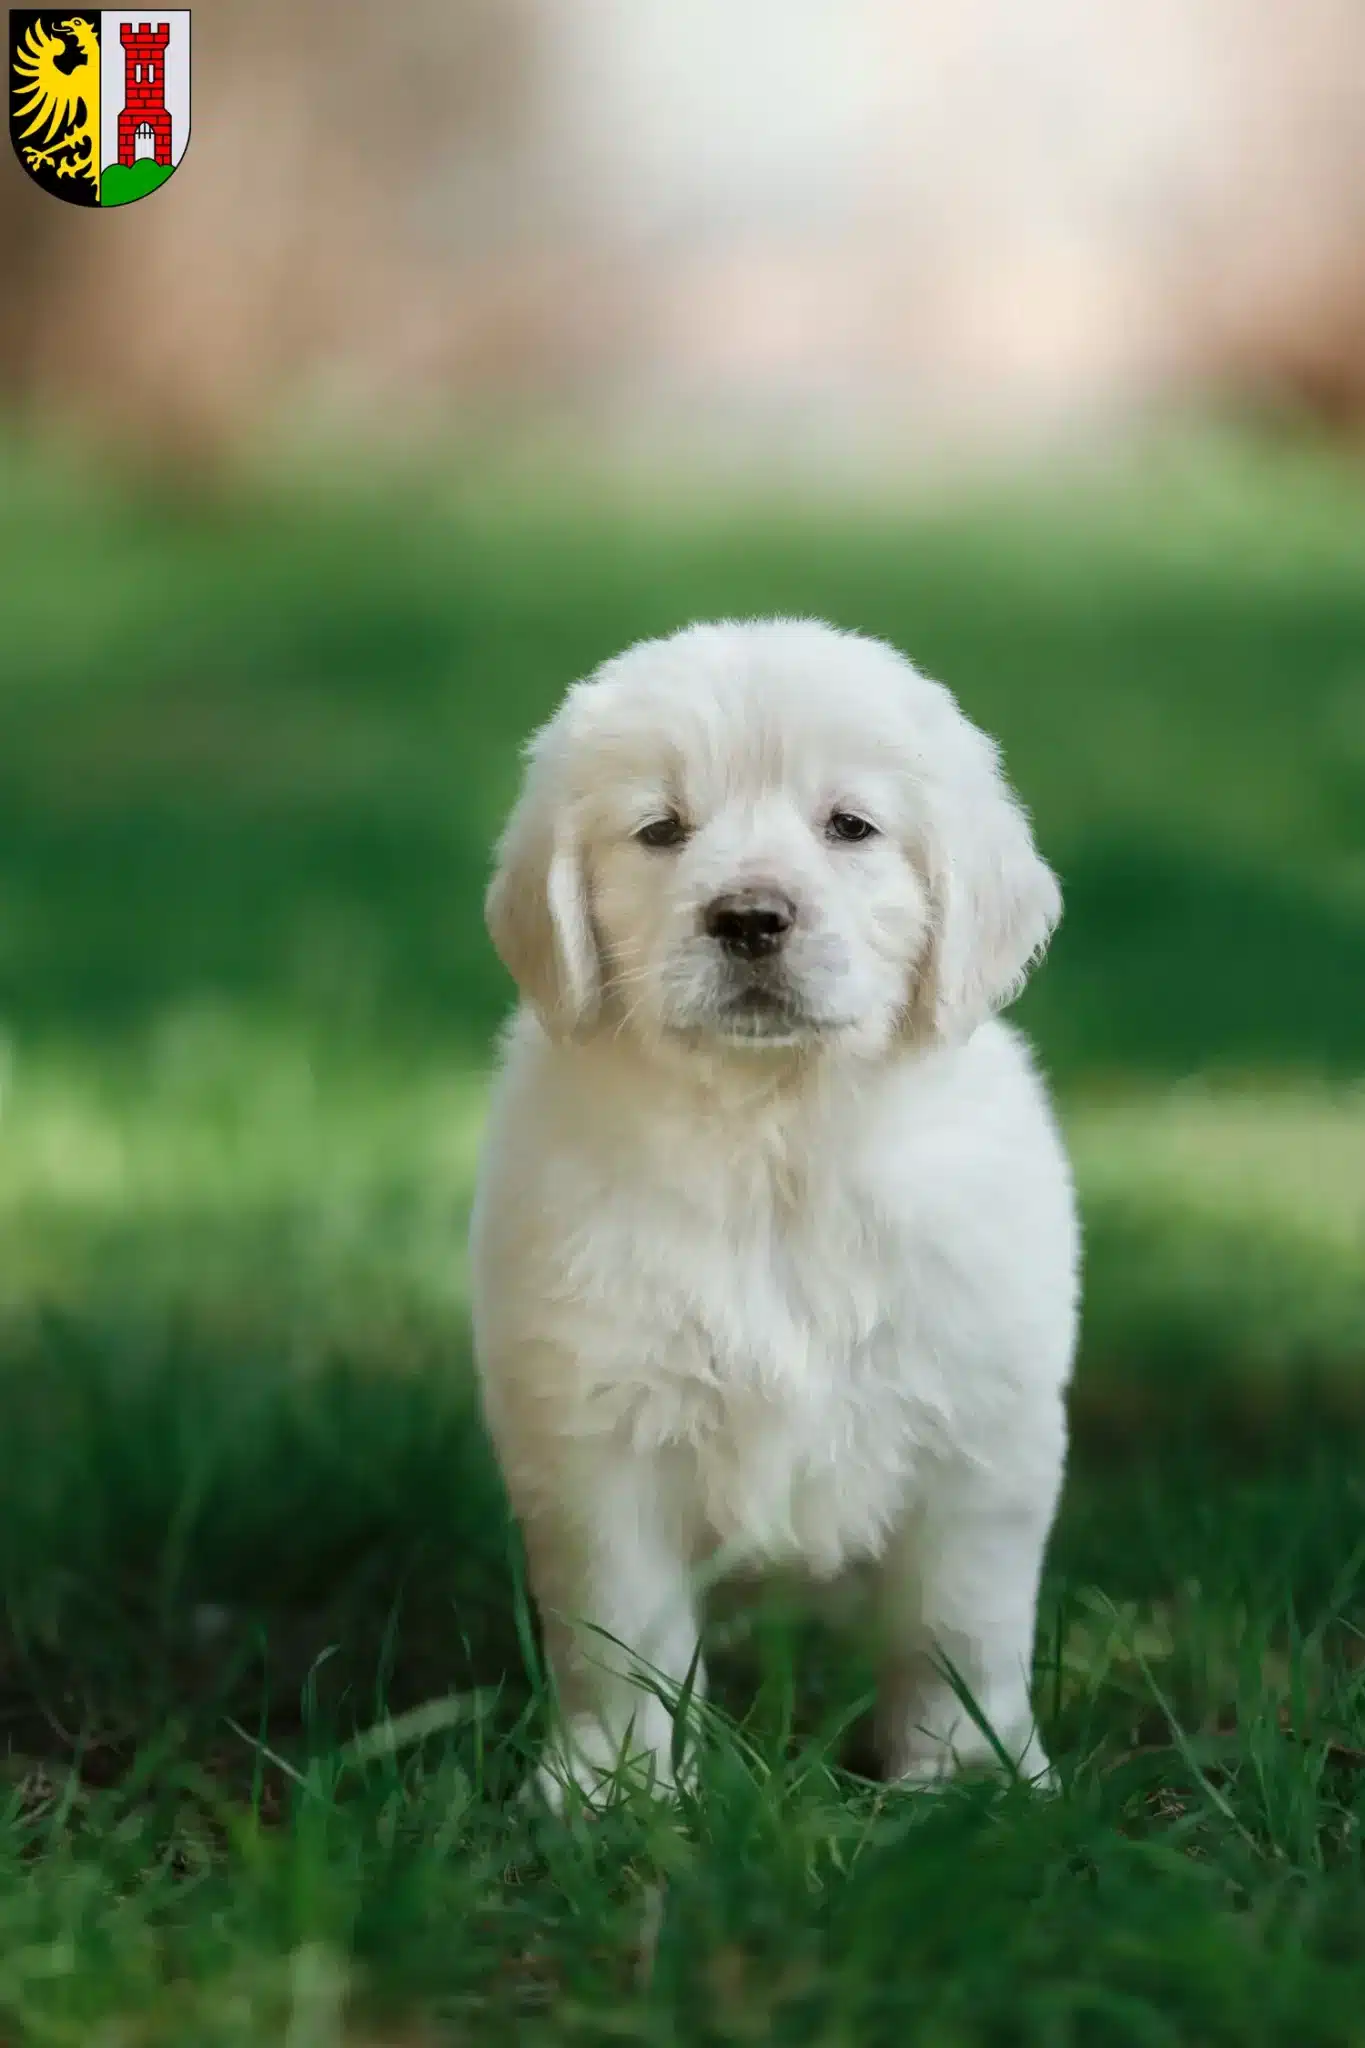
[886,1722,1056,1794]
[528,1719,683,1815]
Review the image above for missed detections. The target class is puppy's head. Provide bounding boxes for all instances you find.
[487,620,1059,1058]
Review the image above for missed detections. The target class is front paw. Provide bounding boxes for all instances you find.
[886,1719,1056,1792]
[530,1719,683,1813]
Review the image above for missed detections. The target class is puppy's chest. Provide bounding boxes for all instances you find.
[572,1181,944,1570]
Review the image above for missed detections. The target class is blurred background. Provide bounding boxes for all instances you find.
[7,0,1365,468]
[8,0,1365,470]
[2,0,1365,1611]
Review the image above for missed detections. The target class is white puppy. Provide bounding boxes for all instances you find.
[469,619,1079,1803]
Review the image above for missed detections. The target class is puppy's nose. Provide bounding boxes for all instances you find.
[703,889,797,960]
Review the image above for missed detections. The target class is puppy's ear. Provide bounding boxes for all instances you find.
[486,726,599,1039]
[912,719,1060,1044]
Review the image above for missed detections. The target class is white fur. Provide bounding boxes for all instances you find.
[470,619,1079,1803]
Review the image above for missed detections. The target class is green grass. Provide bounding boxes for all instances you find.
[2,430,1365,2039]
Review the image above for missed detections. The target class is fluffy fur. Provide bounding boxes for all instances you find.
[469,619,1079,1802]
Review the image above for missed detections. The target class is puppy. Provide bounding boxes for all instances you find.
[469,619,1079,1803]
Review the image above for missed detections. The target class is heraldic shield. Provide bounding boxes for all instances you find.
[9,10,189,206]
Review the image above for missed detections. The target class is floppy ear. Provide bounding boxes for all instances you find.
[485,732,600,1039]
[913,724,1061,1045]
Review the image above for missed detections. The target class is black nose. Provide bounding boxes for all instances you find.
[703,889,797,960]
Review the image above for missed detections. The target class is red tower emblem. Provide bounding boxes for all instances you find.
[117,20,172,168]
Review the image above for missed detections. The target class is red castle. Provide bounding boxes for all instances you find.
[116,21,173,169]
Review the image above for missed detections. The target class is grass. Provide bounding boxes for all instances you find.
[1,429,1365,2039]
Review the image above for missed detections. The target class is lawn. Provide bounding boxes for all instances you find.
[2,432,1365,2042]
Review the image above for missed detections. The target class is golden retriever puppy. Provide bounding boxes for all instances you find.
[470,619,1078,1803]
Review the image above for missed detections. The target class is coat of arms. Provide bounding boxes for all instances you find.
[9,11,190,206]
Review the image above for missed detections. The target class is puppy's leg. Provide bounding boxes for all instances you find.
[520,1456,702,1809]
[873,1439,1062,1788]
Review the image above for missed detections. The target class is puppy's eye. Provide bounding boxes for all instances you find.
[827,811,878,844]
[635,813,688,850]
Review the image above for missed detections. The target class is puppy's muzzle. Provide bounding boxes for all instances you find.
[702,889,797,962]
